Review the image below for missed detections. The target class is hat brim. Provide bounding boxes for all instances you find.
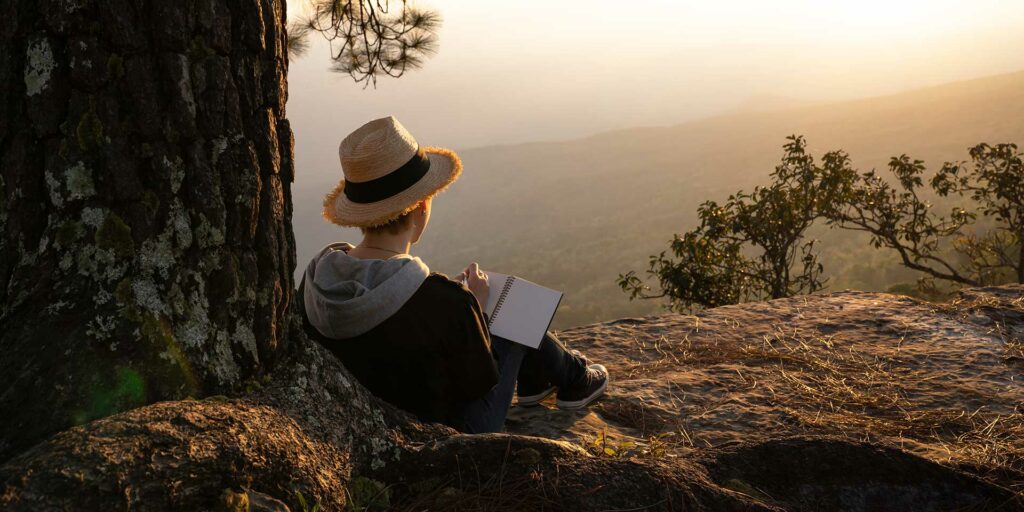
[322,146,463,228]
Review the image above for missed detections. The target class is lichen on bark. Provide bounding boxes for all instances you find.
[23,36,55,96]
[0,0,296,460]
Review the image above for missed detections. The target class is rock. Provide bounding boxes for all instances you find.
[1,286,1021,511]
[506,286,1024,499]
[705,437,1009,512]
[247,491,291,512]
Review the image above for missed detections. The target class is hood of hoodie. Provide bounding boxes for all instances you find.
[302,242,430,339]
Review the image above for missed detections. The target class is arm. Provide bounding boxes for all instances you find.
[444,282,500,400]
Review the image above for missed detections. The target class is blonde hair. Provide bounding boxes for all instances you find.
[360,209,414,235]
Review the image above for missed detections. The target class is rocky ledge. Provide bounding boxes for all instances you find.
[2,286,1021,511]
[506,285,1023,507]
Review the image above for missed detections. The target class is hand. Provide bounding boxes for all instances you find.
[457,262,490,309]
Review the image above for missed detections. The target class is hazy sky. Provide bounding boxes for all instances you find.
[285,0,1024,175]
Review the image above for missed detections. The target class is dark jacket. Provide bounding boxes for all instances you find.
[297,243,499,431]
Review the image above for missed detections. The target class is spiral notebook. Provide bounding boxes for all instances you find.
[482,271,563,348]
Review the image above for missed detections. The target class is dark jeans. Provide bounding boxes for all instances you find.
[462,331,588,433]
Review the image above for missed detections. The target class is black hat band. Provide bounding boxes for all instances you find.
[343,148,432,204]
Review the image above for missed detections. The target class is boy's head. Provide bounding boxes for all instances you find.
[359,198,432,240]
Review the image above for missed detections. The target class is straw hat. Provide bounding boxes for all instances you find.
[323,116,463,228]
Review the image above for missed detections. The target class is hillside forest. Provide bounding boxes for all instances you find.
[293,70,1024,327]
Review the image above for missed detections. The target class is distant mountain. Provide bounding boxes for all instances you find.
[728,94,819,113]
[293,70,1024,328]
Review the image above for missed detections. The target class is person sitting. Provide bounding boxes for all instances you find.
[296,116,609,433]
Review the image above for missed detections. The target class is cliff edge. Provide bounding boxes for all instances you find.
[507,285,1023,502]
[2,286,1021,511]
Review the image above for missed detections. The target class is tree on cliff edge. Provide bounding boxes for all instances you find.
[0,0,298,460]
[0,0,443,465]
[0,2,750,510]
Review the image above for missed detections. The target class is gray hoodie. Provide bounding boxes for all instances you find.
[301,242,430,339]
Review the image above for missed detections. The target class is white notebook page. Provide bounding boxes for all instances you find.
[483,271,562,348]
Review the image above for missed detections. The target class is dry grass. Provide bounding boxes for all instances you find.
[592,399,672,438]
[942,289,1024,364]
[599,321,1024,491]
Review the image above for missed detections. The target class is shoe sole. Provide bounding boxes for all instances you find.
[556,366,609,410]
[516,386,557,407]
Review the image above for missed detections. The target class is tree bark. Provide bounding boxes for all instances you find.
[0,0,295,460]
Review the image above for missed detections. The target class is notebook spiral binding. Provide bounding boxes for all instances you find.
[487,276,516,327]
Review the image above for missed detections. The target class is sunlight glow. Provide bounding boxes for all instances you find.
[784,0,975,42]
[284,0,1024,148]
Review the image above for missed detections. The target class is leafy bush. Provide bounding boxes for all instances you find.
[621,138,1022,310]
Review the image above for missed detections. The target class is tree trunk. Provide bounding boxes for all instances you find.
[0,0,295,461]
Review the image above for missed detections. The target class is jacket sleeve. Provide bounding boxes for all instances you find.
[443,281,501,400]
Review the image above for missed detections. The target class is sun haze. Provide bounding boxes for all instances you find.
[285,0,1024,148]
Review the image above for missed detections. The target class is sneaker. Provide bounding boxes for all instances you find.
[556,364,609,410]
[516,349,592,407]
[570,349,588,365]
[516,384,557,407]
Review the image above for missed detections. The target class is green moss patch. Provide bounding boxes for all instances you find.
[142,190,160,213]
[345,477,390,512]
[189,36,215,60]
[140,313,200,395]
[107,54,124,80]
[55,221,84,246]
[74,366,147,425]
[95,213,134,257]
[76,105,104,151]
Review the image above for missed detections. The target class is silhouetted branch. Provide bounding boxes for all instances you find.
[289,0,441,87]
